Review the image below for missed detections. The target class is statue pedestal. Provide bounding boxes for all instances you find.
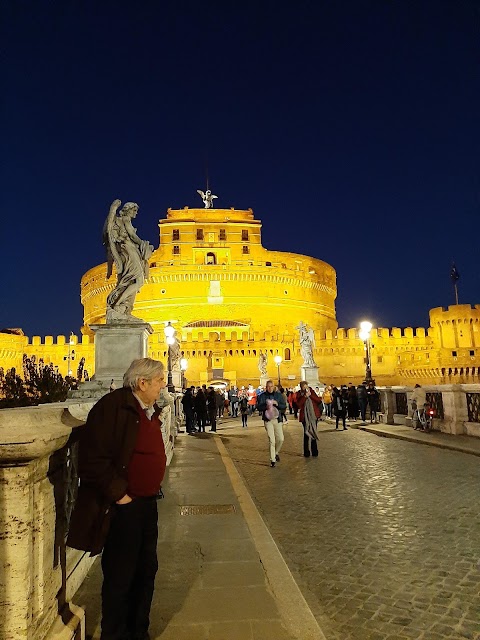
[91,322,153,387]
[259,374,269,388]
[301,365,320,386]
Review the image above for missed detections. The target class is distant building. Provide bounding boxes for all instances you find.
[2,206,480,387]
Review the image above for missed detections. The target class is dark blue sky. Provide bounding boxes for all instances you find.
[1,0,479,337]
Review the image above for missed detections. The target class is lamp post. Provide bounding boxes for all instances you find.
[180,357,188,391]
[164,321,175,392]
[63,332,76,377]
[359,321,373,382]
[274,354,282,386]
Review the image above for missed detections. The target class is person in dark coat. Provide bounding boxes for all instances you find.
[356,382,368,422]
[347,384,359,420]
[216,388,225,418]
[366,381,380,423]
[181,386,196,433]
[67,357,167,640]
[333,385,348,430]
[206,387,217,432]
[295,381,322,457]
[194,388,208,432]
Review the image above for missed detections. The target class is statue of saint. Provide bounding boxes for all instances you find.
[296,321,317,368]
[197,188,218,209]
[258,350,268,376]
[103,199,154,323]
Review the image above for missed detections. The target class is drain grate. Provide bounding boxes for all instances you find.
[179,504,236,516]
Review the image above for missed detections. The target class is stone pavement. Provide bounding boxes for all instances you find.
[73,427,325,640]
[220,414,480,640]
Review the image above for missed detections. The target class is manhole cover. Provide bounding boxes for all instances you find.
[180,504,236,516]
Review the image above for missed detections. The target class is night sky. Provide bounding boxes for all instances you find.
[2,0,479,338]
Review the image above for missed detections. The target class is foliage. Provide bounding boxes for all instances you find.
[0,355,78,408]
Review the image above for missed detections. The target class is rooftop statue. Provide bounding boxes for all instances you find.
[197,188,218,209]
[103,199,154,323]
[296,321,317,368]
[258,350,268,376]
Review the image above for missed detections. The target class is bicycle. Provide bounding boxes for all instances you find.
[413,404,434,432]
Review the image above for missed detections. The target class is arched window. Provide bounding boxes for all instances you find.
[206,252,217,265]
[284,348,291,361]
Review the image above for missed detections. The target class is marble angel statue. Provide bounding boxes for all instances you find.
[296,321,317,368]
[197,189,218,209]
[103,199,154,322]
[258,350,268,376]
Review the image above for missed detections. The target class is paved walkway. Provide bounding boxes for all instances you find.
[73,425,325,640]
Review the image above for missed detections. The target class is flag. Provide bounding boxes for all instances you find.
[450,263,460,284]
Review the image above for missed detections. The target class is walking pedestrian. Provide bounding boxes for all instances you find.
[181,386,196,433]
[228,386,239,417]
[256,380,287,467]
[295,381,322,457]
[322,385,333,418]
[278,385,288,423]
[356,381,368,422]
[366,381,380,423]
[333,385,348,430]
[67,358,167,640]
[247,385,257,415]
[206,386,217,432]
[347,383,359,420]
[239,393,249,428]
[194,387,208,432]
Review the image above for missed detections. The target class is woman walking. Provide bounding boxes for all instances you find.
[322,385,333,418]
[333,385,348,430]
[295,381,322,457]
[239,391,249,428]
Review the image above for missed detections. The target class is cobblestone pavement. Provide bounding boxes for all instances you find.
[220,417,480,640]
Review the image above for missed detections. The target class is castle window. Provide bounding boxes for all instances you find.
[470,350,475,356]
[242,245,249,254]
[206,252,216,265]
[241,230,249,241]
[172,229,180,241]
[219,229,226,241]
[284,348,291,361]
[377,356,383,364]
[266,261,272,266]
[282,263,287,268]
[150,262,157,268]
[452,351,457,357]
[197,229,204,241]
[173,245,180,255]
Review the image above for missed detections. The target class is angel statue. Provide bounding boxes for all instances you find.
[103,199,154,323]
[197,188,218,209]
[258,350,268,376]
[296,321,317,368]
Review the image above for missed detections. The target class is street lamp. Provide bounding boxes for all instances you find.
[274,354,282,386]
[164,322,175,392]
[63,332,76,377]
[180,357,188,391]
[359,321,373,382]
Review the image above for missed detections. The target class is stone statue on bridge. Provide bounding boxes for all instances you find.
[258,350,268,376]
[103,199,154,323]
[296,321,317,368]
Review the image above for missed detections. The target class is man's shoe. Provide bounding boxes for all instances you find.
[304,452,310,457]
[275,454,280,462]
[343,427,348,430]
[270,461,276,467]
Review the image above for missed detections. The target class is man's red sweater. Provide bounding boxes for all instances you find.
[127,406,166,497]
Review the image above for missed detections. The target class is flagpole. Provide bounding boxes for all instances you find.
[454,282,459,305]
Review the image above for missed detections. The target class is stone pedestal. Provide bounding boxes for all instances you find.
[91,322,153,387]
[300,365,319,386]
[260,374,269,388]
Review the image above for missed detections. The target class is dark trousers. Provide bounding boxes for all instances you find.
[241,413,248,427]
[358,400,367,421]
[185,410,194,432]
[231,401,238,417]
[208,409,217,431]
[335,411,346,429]
[302,424,318,457]
[197,411,207,431]
[101,497,159,640]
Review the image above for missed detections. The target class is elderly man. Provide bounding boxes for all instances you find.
[67,357,167,640]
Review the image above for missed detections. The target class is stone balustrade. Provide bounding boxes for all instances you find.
[0,395,176,640]
[378,384,480,437]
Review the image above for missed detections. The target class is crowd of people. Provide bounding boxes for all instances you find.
[180,380,381,465]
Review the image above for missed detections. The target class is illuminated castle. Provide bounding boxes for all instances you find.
[2,205,480,387]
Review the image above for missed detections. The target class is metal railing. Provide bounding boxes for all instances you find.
[395,392,408,415]
[426,392,445,420]
[466,393,480,423]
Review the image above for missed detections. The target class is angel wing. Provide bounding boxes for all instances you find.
[102,199,122,279]
[197,189,206,200]
[211,194,218,199]
[307,327,316,348]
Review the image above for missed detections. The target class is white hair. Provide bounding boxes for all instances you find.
[123,358,164,391]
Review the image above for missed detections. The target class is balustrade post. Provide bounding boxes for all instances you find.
[440,385,468,435]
